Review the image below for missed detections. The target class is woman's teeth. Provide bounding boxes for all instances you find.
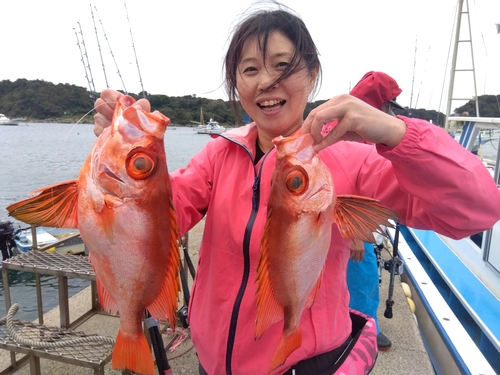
[258,100,285,110]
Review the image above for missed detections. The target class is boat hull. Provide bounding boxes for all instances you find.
[196,129,225,135]
[13,227,83,254]
[396,226,500,374]
[0,118,25,126]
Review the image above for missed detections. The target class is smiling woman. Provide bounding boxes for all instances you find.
[234,30,317,153]
[224,7,321,155]
[91,2,500,375]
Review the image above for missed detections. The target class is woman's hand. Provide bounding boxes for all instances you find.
[301,94,407,151]
[349,239,365,262]
[93,89,151,136]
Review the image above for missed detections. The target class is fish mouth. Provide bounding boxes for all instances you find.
[258,99,285,111]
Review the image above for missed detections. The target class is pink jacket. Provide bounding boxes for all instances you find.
[170,117,500,375]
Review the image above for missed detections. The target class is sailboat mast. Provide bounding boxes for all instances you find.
[93,4,128,94]
[74,28,95,101]
[445,0,480,131]
[77,22,97,98]
[409,37,417,112]
[124,0,146,98]
[90,3,109,88]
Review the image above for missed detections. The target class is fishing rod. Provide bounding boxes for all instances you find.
[145,310,173,375]
[178,234,196,329]
[124,0,146,98]
[93,3,128,94]
[381,223,403,319]
[90,3,109,88]
[77,22,97,99]
[144,234,195,375]
[74,26,96,100]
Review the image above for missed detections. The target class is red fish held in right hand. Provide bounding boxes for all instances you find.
[7,96,180,375]
[256,133,398,373]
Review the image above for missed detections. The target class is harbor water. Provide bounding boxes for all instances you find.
[0,123,211,321]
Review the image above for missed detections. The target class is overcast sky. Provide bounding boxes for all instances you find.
[1,0,499,113]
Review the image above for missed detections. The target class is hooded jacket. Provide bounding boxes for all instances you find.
[350,71,403,110]
[169,117,500,375]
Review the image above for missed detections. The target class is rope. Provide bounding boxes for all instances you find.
[0,303,115,348]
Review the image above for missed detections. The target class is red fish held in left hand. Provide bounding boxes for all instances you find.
[256,133,398,373]
[7,96,181,375]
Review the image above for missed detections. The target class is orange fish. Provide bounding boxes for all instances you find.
[7,96,180,375]
[256,133,398,373]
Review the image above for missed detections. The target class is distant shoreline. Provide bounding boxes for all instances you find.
[14,119,198,127]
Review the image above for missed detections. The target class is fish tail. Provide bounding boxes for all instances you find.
[268,329,302,373]
[112,328,155,375]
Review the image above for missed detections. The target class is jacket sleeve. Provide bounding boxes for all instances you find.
[358,116,500,239]
[169,144,214,237]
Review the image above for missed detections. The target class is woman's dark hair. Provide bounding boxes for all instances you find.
[224,3,322,118]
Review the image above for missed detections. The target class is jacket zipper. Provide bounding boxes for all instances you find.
[219,135,270,375]
[225,173,260,375]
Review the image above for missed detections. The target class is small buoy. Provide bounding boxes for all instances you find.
[401,282,412,298]
[407,297,415,313]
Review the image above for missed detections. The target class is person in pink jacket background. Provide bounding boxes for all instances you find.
[93,3,500,375]
[346,71,407,352]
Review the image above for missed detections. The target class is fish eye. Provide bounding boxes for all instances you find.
[285,168,308,194]
[126,150,156,180]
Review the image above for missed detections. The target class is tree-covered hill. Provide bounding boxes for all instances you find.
[0,79,93,121]
[394,95,500,126]
[1,79,499,127]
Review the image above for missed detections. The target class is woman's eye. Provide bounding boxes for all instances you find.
[276,61,289,69]
[242,66,257,74]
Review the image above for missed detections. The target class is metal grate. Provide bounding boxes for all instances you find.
[2,251,95,280]
[0,319,113,367]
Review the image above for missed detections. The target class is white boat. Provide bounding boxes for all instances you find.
[480,129,500,142]
[396,1,500,374]
[0,114,25,126]
[13,227,59,252]
[196,119,226,135]
[193,106,226,135]
[12,226,83,254]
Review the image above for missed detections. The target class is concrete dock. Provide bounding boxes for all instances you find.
[0,218,435,374]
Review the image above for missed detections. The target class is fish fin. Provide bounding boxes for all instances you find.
[88,254,119,315]
[147,198,181,329]
[268,329,302,373]
[255,207,284,339]
[305,267,324,310]
[333,195,398,242]
[112,328,155,375]
[6,181,79,228]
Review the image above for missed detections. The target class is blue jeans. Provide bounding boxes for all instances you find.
[347,242,380,333]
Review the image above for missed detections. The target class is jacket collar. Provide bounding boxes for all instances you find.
[222,123,258,148]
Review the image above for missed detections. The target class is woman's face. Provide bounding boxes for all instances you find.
[236,31,317,148]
